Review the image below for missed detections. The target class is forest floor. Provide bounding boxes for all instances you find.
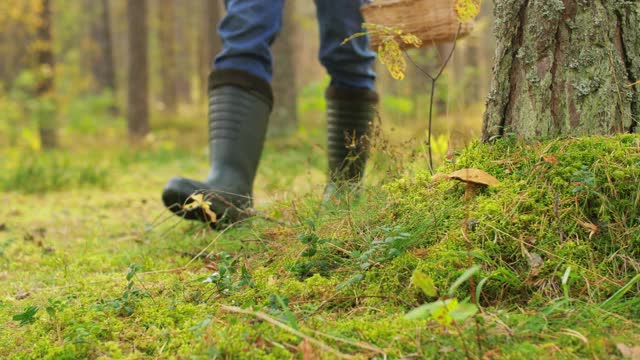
[0,114,639,359]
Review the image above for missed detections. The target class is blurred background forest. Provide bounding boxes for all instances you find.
[0,0,496,193]
[0,0,496,148]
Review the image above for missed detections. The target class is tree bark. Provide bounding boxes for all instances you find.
[157,0,178,113]
[35,0,58,150]
[175,4,192,105]
[269,0,298,137]
[87,0,116,94]
[483,0,639,141]
[127,0,150,139]
[199,0,222,102]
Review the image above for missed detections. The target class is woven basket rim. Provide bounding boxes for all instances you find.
[362,0,421,8]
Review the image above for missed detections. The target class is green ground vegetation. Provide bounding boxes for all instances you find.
[0,113,638,358]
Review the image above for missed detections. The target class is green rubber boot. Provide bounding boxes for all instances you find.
[162,69,272,226]
[323,86,378,203]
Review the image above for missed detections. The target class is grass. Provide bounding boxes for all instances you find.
[0,113,638,359]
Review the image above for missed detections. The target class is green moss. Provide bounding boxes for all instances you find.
[383,135,640,303]
[1,135,638,358]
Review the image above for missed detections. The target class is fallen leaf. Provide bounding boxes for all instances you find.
[15,291,30,300]
[617,343,640,360]
[542,154,558,165]
[439,345,456,353]
[298,339,315,360]
[527,253,544,276]
[184,193,217,223]
[577,220,599,240]
[0,223,6,231]
[482,349,502,360]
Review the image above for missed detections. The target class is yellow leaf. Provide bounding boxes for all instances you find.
[184,193,217,223]
[183,193,206,211]
[378,38,406,80]
[432,299,458,327]
[455,0,481,23]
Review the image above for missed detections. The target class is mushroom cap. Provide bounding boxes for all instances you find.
[448,168,500,186]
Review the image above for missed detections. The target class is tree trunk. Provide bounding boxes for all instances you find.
[199,0,222,102]
[175,5,192,105]
[35,0,58,150]
[269,0,298,137]
[87,0,116,94]
[157,0,178,113]
[127,0,150,139]
[483,1,639,141]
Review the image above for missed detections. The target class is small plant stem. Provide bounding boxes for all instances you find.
[452,320,474,360]
[133,273,156,304]
[427,80,437,174]
[404,24,461,174]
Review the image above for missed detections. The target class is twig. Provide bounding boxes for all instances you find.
[404,24,462,174]
[219,305,355,359]
[290,295,415,309]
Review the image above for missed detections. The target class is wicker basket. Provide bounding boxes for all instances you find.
[361,0,474,49]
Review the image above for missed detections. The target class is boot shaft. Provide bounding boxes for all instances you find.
[325,86,378,183]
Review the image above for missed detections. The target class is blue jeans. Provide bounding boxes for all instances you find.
[215,0,376,90]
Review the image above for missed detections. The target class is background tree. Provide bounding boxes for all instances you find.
[483,1,639,140]
[199,0,222,103]
[156,0,178,114]
[126,0,149,139]
[270,0,298,137]
[34,0,58,149]
[86,0,116,96]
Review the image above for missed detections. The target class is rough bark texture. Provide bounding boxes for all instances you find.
[127,0,150,139]
[269,0,298,137]
[36,0,58,149]
[157,0,178,113]
[483,0,639,140]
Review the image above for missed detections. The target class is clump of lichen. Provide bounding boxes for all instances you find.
[382,134,640,304]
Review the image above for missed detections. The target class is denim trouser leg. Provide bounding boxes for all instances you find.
[214,0,284,82]
[214,0,375,90]
[314,0,376,90]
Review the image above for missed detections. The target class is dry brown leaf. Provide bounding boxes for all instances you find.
[577,220,599,240]
[448,168,500,186]
[185,193,217,223]
[542,154,558,165]
[617,343,640,360]
[482,349,502,360]
[298,339,315,360]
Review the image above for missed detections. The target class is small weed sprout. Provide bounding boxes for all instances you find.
[203,252,254,295]
[97,263,150,317]
[12,305,39,326]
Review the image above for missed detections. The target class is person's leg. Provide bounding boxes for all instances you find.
[214,0,284,82]
[314,0,378,199]
[315,0,376,90]
[162,0,283,226]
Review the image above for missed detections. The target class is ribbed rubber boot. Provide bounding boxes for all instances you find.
[324,86,378,202]
[162,69,272,226]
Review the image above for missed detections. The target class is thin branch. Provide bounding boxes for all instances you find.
[220,305,355,359]
[404,24,462,174]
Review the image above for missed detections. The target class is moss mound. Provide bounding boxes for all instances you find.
[380,134,640,304]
